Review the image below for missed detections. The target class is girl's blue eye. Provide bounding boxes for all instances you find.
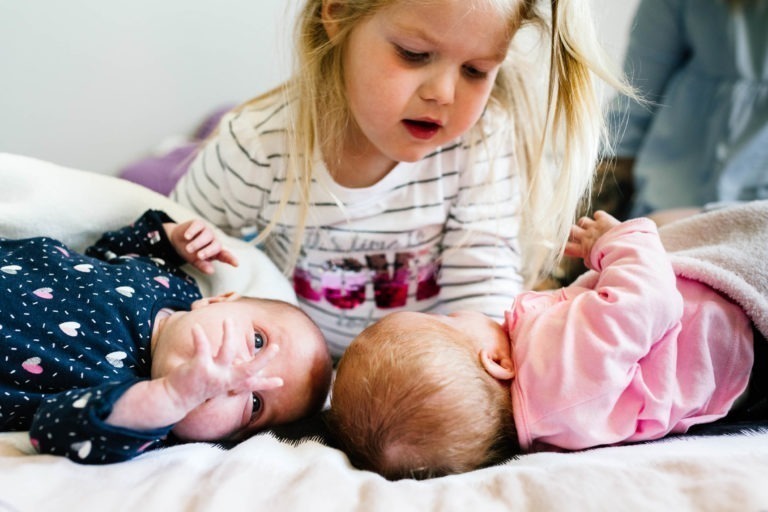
[396,45,429,63]
[253,332,265,351]
[462,65,488,80]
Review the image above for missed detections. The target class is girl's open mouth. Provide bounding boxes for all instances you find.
[403,119,441,140]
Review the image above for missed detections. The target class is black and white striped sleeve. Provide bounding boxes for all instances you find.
[171,108,277,238]
[438,140,523,320]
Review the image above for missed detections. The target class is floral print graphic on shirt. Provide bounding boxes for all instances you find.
[294,249,441,309]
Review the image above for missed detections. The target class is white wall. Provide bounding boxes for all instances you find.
[592,0,640,64]
[0,0,639,176]
[0,1,295,175]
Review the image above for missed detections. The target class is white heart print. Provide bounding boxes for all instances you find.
[115,286,135,298]
[72,392,92,408]
[59,321,81,337]
[71,440,92,459]
[106,351,128,368]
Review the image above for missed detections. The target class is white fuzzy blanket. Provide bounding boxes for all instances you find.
[660,200,768,340]
[1,153,768,512]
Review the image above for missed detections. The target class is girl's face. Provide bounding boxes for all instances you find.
[333,0,511,184]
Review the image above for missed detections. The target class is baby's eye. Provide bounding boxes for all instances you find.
[251,394,263,418]
[253,331,266,351]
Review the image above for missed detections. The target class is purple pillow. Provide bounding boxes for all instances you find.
[119,104,234,195]
[119,143,199,196]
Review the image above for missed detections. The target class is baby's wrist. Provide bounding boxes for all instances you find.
[158,376,202,416]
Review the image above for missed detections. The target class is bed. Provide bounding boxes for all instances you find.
[1,152,768,511]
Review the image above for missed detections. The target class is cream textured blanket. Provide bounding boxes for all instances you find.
[659,200,768,339]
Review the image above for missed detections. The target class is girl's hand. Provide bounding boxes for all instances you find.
[166,219,239,274]
[563,210,620,270]
[162,319,283,414]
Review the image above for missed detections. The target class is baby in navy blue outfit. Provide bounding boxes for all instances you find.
[0,210,332,464]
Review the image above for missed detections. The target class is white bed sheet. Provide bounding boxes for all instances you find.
[1,153,768,512]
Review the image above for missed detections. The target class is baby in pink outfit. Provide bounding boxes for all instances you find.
[328,209,765,479]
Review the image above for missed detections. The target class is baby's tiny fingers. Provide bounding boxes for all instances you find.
[570,223,584,236]
[191,324,214,360]
[193,260,215,275]
[184,219,205,235]
[563,240,582,258]
[254,342,280,366]
[213,318,238,362]
[248,376,284,391]
[215,248,239,268]
[186,231,214,256]
[197,240,222,261]
[182,220,206,242]
[592,210,611,220]
[238,344,280,377]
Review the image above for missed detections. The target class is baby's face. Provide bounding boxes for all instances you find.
[152,295,329,441]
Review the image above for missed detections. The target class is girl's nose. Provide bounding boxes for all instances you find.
[418,66,457,105]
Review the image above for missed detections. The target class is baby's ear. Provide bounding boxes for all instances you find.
[479,349,515,381]
[190,291,240,309]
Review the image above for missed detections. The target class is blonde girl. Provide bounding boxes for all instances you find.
[172,0,626,356]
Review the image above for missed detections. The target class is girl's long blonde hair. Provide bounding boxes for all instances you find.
[238,0,630,286]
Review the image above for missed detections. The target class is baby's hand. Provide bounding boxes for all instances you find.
[167,219,239,274]
[163,319,283,413]
[563,210,620,270]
